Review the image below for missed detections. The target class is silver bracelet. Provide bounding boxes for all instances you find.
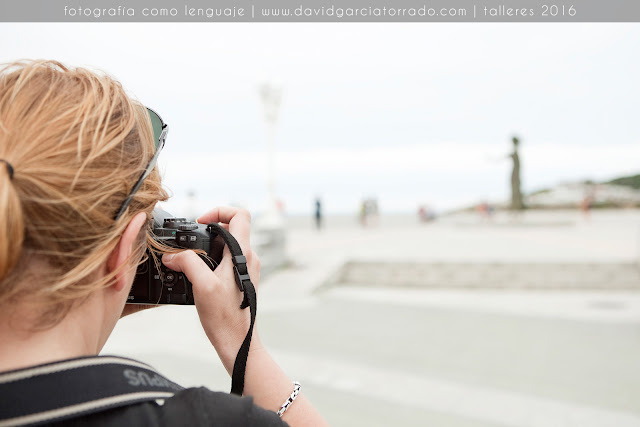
[277,381,301,417]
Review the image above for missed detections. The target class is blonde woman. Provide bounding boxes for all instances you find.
[0,60,327,426]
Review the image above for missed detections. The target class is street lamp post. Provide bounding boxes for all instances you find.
[255,83,286,274]
[259,83,283,215]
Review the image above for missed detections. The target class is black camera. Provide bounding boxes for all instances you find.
[128,209,224,305]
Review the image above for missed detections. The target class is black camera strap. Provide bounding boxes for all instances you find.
[0,356,183,426]
[206,223,257,397]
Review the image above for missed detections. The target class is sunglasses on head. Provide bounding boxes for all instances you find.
[113,107,168,221]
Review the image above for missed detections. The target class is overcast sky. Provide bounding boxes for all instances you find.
[1,23,639,215]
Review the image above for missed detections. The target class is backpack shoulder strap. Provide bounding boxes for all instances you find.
[0,355,183,426]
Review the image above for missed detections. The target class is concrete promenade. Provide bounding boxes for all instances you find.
[104,209,640,426]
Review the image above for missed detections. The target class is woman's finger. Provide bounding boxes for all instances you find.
[197,207,251,254]
[196,206,251,226]
[162,250,219,292]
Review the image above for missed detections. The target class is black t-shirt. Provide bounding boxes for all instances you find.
[0,356,288,427]
[48,387,287,427]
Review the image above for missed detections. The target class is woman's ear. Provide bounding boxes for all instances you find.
[107,212,148,292]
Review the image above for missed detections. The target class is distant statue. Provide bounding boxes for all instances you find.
[314,197,323,230]
[509,136,525,210]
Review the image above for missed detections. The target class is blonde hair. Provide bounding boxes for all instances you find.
[0,60,168,325]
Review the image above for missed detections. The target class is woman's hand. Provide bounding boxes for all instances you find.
[161,206,262,374]
[162,207,329,425]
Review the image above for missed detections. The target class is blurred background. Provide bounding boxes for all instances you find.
[2,23,640,426]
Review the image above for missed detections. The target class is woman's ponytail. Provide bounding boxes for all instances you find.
[0,161,24,284]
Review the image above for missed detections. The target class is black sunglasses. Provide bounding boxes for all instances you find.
[113,107,168,221]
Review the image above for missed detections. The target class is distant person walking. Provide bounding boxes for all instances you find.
[359,200,367,226]
[314,197,323,230]
[359,198,379,227]
[509,136,525,210]
[581,195,592,220]
[418,205,436,223]
[476,201,491,222]
[581,186,595,221]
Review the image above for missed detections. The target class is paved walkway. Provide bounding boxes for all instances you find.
[104,209,640,426]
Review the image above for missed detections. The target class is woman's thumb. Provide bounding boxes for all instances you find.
[162,251,215,287]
